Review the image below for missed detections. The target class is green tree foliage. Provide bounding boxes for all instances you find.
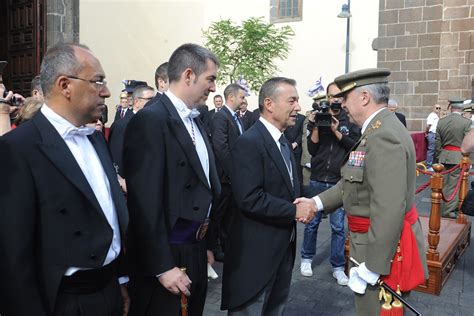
[203,17,294,92]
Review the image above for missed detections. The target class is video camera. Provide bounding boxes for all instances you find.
[312,100,333,127]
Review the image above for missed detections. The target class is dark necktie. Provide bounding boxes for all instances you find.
[279,135,293,186]
[233,113,243,135]
[120,108,125,118]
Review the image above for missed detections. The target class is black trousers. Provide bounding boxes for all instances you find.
[209,182,236,251]
[228,244,293,316]
[128,240,208,316]
[53,278,122,316]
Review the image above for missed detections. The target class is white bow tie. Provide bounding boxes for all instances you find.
[64,126,96,139]
[185,109,201,119]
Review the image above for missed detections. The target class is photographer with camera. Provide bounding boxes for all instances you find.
[0,61,26,135]
[0,87,26,134]
[300,82,360,285]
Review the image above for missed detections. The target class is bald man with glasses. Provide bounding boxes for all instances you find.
[0,43,129,315]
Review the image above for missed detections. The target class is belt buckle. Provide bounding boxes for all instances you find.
[196,218,210,241]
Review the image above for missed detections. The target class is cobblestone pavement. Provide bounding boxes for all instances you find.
[204,173,474,316]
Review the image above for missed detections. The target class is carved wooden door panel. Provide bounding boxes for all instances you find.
[5,0,45,96]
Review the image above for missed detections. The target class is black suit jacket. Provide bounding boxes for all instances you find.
[101,105,108,124]
[108,112,134,176]
[144,92,163,108]
[210,106,243,183]
[0,112,129,315]
[240,110,258,130]
[284,113,305,159]
[395,112,407,127]
[197,105,211,136]
[123,94,221,278]
[202,108,217,131]
[113,107,133,123]
[198,104,209,117]
[221,120,301,310]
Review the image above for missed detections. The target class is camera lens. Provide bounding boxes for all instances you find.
[330,102,342,110]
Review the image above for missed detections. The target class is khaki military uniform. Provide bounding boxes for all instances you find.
[435,113,471,216]
[319,109,428,315]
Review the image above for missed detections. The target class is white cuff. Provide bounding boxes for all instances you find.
[118,276,129,285]
[357,262,379,286]
[313,196,324,212]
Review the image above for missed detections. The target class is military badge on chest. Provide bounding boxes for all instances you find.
[348,150,366,167]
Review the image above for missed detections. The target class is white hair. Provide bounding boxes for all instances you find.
[388,99,398,107]
[354,83,390,105]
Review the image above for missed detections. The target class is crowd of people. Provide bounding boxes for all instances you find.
[422,98,473,219]
[2,41,471,316]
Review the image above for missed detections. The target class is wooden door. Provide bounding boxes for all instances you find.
[2,0,46,96]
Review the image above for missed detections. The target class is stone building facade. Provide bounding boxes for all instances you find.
[374,0,474,130]
[0,0,78,95]
[47,0,80,47]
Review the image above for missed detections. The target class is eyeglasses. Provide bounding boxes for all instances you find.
[435,107,441,110]
[67,76,107,87]
[137,97,153,101]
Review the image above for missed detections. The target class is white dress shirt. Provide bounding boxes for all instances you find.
[259,117,293,179]
[165,90,211,186]
[41,104,121,275]
[426,112,439,133]
[259,116,283,150]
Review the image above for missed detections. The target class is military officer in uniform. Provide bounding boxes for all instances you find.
[435,99,471,218]
[295,68,428,315]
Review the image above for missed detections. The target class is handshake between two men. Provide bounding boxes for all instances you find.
[294,197,318,224]
[292,196,381,296]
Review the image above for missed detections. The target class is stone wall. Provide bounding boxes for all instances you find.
[46,0,79,48]
[374,0,474,130]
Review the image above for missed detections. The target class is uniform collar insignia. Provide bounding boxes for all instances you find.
[371,120,382,129]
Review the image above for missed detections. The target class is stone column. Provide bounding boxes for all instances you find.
[46,0,80,48]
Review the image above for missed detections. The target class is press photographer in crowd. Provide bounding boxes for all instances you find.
[299,82,360,284]
[0,61,26,135]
